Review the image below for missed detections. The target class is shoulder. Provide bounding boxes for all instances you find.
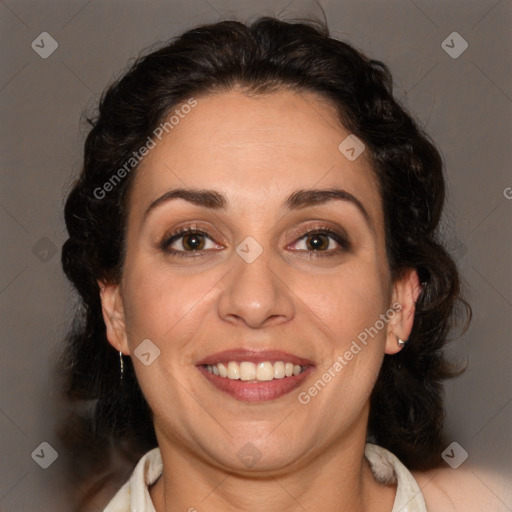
[412,465,510,512]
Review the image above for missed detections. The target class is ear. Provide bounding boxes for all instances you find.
[97,280,130,355]
[385,268,422,355]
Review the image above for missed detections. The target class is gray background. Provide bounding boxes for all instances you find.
[1,0,511,510]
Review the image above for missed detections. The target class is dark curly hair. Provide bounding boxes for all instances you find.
[59,15,470,502]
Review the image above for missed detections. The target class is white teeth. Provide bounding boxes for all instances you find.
[227,361,240,380]
[204,360,307,381]
[217,362,227,378]
[240,362,256,381]
[256,362,274,381]
[273,361,285,379]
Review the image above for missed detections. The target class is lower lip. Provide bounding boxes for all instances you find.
[197,365,314,402]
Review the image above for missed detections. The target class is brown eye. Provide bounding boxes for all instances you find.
[182,233,206,251]
[305,233,330,251]
[288,227,350,256]
[160,227,222,257]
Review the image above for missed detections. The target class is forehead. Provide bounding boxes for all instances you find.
[129,89,381,222]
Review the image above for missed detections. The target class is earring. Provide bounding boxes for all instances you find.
[397,337,407,348]
[119,351,124,381]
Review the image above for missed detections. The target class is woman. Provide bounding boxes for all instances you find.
[60,16,478,511]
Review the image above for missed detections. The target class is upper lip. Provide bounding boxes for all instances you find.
[196,349,314,367]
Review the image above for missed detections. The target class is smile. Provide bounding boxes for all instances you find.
[196,349,315,402]
[203,361,308,381]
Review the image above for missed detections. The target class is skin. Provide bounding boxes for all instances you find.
[99,88,436,512]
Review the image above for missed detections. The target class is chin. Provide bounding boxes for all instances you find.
[204,433,311,475]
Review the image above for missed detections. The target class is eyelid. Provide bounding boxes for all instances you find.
[286,223,351,251]
[159,222,350,257]
[159,225,224,254]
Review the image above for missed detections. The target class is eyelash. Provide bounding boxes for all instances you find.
[160,227,213,258]
[295,226,350,257]
[159,225,350,258]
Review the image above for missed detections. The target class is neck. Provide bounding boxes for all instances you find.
[149,431,395,512]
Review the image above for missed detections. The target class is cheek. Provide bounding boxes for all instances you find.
[121,257,224,354]
[292,265,389,422]
[120,261,221,416]
[290,260,391,344]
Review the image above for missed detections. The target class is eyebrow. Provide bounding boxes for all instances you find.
[142,187,371,227]
[284,188,370,225]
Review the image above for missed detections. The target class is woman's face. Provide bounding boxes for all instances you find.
[101,88,417,472]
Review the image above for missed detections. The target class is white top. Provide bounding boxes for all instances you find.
[104,443,427,511]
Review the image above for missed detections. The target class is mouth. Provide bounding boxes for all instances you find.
[196,349,315,402]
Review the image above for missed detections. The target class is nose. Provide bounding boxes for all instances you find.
[217,246,295,329]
